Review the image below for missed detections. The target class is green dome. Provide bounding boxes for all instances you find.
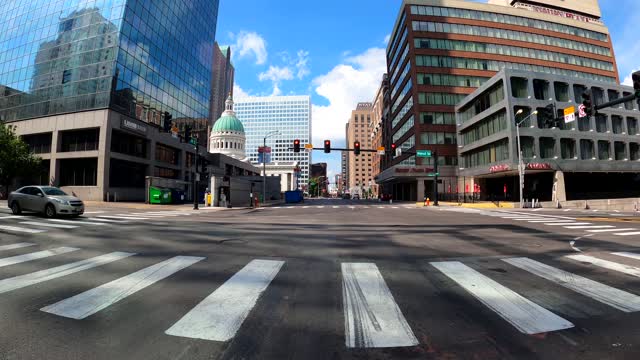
[212,115,245,133]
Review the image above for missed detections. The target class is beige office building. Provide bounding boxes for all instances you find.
[346,103,375,195]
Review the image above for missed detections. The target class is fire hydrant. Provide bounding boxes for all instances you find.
[424,197,430,207]
[254,196,260,208]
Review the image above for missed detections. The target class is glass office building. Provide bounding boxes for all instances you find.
[0,0,219,201]
[234,95,312,184]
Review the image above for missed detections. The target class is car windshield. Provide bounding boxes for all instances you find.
[41,187,67,196]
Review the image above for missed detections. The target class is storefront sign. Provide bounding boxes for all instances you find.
[489,164,511,173]
[395,167,434,174]
[513,2,603,25]
[527,163,552,170]
[121,117,147,134]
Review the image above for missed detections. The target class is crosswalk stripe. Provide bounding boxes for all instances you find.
[316,206,324,209]
[99,215,149,220]
[614,231,640,236]
[564,225,615,229]
[566,254,640,278]
[47,219,107,226]
[545,222,590,226]
[342,263,418,348]
[0,247,78,268]
[0,225,46,234]
[19,221,78,229]
[503,257,640,312]
[165,259,284,341]
[41,255,204,319]
[0,216,16,220]
[431,261,574,334]
[0,243,34,251]
[509,218,548,221]
[611,252,640,262]
[86,218,129,223]
[528,220,573,223]
[588,228,636,233]
[0,252,135,294]
[377,206,384,209]
[333,206,340,209]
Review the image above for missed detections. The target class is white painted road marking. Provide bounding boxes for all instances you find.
[528,220,573,223]
[85,218,129,223]
[82,211,105,214]
[0,252,135,294]
[566,254,640,278]
[431,261,574,334]
[587,228,636,233]
[342,263,418,348]
[0,243,34,251]
[0,225,46,234]
[545,222,590,226]
[611,252,640,262]
[165,259,284,341]
[564,225,615,229]
[0,247,78,268]
[19,221,78,229]
[42,256,204,319]
[614,231,640,236]
[47,219,107,226]
[99,215,149,220]
[503,257,640,312]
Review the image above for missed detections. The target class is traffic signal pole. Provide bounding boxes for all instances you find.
[433,150,439,206]
[193,137,199,210]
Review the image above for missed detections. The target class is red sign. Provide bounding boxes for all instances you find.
[526,163,552,170]
[447,184,451,193]
[465,184,469,193]
[489,164,511,173]
[258,146,271,154]
[503,184,507,195]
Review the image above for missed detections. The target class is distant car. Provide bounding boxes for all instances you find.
[8,186,84,218]
[341,193,351,199]
[352,194,360,200]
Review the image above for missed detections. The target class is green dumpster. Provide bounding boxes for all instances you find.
[149,186,163,204]
[161,188,172,204]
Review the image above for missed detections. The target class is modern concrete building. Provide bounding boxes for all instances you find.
[341,123,350,191]
[234,95,312,186]
[369,74,390,198]
[0,0,220,201]
[346,103,376,195]
[456,68,640,202]
[376,0,618,201]
[209,43,234,148]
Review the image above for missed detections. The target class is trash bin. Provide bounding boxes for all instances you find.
[171,189,185,204]
[161,188,172,204]
[149,186,163,204]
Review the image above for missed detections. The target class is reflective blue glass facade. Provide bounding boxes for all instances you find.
[0,0,218,124]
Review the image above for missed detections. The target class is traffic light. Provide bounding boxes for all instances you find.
[539,104,556,128]
[184,124,192,142]
[354,141,361,155]
[163,112,172,132]
[391,143,396,152]
[324,140,331,153]
[633,71,640,108]
[582,89,594,117]
[293,139,301,153]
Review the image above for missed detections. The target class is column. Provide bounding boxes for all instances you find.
[552,170,567,203]
[49,130,60,186]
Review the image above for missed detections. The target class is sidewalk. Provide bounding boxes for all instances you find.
[415,201,516,209]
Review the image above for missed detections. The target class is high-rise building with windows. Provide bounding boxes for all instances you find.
[234,95,312,185]
[0,0,219,201]
[209,43,234,141]
[347,103,375,195]
[376,0,618,201]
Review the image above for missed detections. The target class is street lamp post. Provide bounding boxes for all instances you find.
[262,130,280,206]
[515,109,538,208]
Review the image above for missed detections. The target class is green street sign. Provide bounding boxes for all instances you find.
[416,150,432,157]
[189,137,197,146]
[427,172,440,177]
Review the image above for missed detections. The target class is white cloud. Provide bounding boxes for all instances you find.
[258,66,294,82]
[270,84,282,96]
[622,69,638,86]
[383,34,391,44]
[295,50,310,79]
[233,31,268,65]
[311,47,387,146]
[233,84,250,99]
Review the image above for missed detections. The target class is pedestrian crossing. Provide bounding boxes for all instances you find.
[3,242,640,348]
[266,204,417,210]
[0,210,204,235]
[440,207,640,236]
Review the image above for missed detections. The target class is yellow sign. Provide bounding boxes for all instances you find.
[564,106,576,123]
[304,143,313,149]
[564,106,575,116]
[377,146,385,156]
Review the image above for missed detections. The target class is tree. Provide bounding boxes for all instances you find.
[0,123,42,198]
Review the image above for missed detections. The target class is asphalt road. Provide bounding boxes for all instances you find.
[2,199,640,359]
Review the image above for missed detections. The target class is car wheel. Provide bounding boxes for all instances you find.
[10,202,21,215]
[44,204,56,218]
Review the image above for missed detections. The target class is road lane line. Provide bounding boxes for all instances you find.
[0,247,78,268]
[545,222,590,226]
[614,231,640,236]
[46,219,107,226]
[566,254,640,278]
[19,221,78,229]
[98,215,149,220]
[82,211,105,214]
[0,225,46,234]
[165,259,284,341]
[588,228,636,233]
[0,252,135,294]
[564,225,615,229]
[0,243,34,251]
[503,257,640,312]
[41,256,204,319]
[342,263,418,348]
[528,220,573,223]
[611,252,640,262]
[86,218,129,223]
[0,216,16,220]
[333,206,340,209]
[431,261,573,334]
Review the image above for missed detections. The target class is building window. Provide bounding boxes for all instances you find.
[420,112,456,125]
[607,89,620,102]
[533,79,549,101]
[624,92,636,110]
[630,143,640,161]
[511,77,528,98]
[540,137,556,159]
[60,128,99,152]
[420,132,456,145]
[155,143,179,165]
[573,85,587,103]
[598,140,610,160]
[459,81,504,122]
[578,116,591,132]
[461,110,507,145]
[554,82,569,102]
[521,137,535,159]
[111,130,147,159]
[561,139,576,159]
[612,116,625,134]
[21,133,52,154]
[59,158,98,186]
[462,138,509,168]
[615,142,627,160]
[596,114,608,133]
[515,106,533,128]
[592,87,605,104]
[580,140,595,160]
[110,159,146,188]
[627,117,638,135]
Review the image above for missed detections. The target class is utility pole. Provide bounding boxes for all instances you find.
[433,150,439,206]
[192,134,199,210]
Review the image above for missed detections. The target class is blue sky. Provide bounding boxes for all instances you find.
[216,0,640,183]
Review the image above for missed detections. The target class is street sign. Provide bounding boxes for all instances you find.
[377,146,385,155]
[578,104,587,118]
[171,125,179,139]
[564,106,576,123]
[427,172,440,177]
[395,148,402,157]
[416,150,432,157]
[189,137,197,145]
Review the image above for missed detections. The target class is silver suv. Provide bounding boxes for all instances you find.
[8,186,84,218]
